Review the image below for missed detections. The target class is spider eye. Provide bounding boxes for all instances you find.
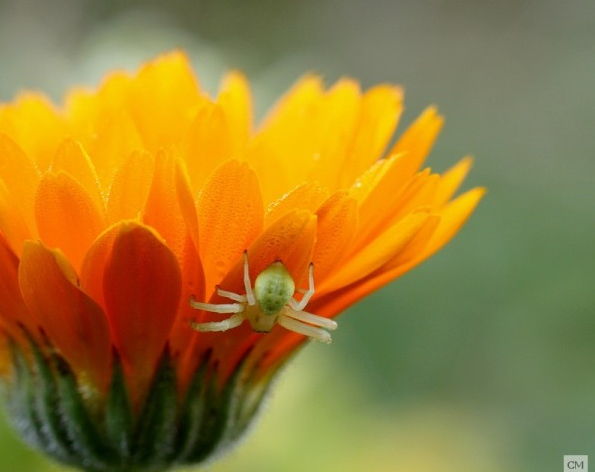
[254,262,295,316]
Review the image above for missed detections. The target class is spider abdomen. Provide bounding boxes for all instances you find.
[254,262,295,316]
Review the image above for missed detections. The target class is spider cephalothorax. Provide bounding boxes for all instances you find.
[189,252,337,344]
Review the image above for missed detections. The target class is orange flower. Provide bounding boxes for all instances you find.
[0,51,483,471]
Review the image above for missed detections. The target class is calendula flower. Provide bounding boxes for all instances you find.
[0,51,484,472]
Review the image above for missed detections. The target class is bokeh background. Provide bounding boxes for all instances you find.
[1,0,594,471]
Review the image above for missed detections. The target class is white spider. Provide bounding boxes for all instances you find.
[189,252,337,344]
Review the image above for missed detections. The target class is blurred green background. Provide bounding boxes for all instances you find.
[1,0,594,471]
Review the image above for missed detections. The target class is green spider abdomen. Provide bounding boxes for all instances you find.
[254,262,295,316]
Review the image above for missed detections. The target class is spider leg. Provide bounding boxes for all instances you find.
[278,314,332,344]
[288,263,315,311]
[189,297,244,313]
[243,251,256,306]
[190,313,245,332]
[216,285,247,302]
[284,306,338,331]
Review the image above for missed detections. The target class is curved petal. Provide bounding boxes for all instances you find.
[106,150,155,224]
[102,222,182,395]
[144,151,190,259]
[35,170,105,271]
[197,159,264,292]
[0,232,38,344]
[0,178,31,255]
[265,181,329,227]
[18,241,112,391]
[313,191,358,285]
[52,138,104,211]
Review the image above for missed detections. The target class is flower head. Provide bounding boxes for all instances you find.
[0,51,483,471]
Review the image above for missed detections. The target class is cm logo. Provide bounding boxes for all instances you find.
[565,455,588,471]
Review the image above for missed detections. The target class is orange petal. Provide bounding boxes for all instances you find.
[167,235,205,360]
[127,51,202,151]
[79,223,120,312]
[387,106,444,179]
[18,241,112,391]
[0,233,38,344]
[313,191,358,284]
[52,139,104,211]
[265,181,329,226]
[315,188,485,317]
[217,209,317,297]
[0,178,31,255]
[320,210,431,292]
[218,71,252,156]
[106,150,155,224]
[102,222,181,390]
[0,133,40,238]
[174,158,200,253]
[197,160,264,291]
[354,168,437,252]
[35,171,105,271]
[143,151,192,259]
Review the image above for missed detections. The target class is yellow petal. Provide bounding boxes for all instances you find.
[127,51,203,151]
[433,156,474,207]
[218,71,252,156]
[180,101,234,193]
[387,106,444,179]
[0,93,69,171]
[337,84,404,187]
[0,133,40,238]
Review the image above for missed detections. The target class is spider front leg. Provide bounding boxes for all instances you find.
[288,263,315,311]
[190,313,245,332]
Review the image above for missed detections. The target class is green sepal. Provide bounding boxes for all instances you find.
[104,351,133,463]
[2,339,276,472]
[132,347,178,469]
[52,354,114,471]
[29,341,78,465]
[171,350,212,464]
[4,343,46,454]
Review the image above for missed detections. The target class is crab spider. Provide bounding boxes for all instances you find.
[189,252,338,344]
